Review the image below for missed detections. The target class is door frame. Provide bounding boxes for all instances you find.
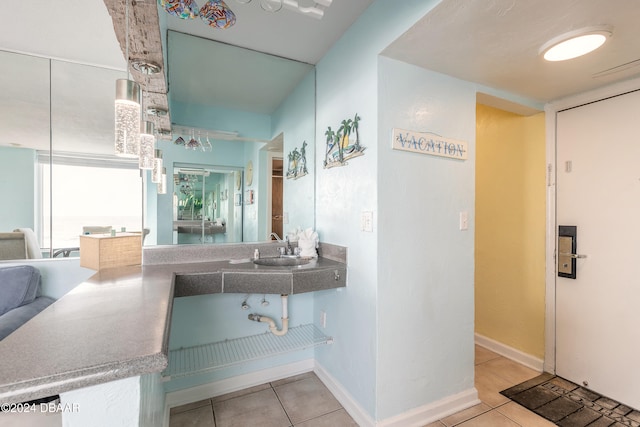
[543,76,640,374]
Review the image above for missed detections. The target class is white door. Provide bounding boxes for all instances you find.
[556,89,640,408]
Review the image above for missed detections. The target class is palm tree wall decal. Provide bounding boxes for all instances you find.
[323,114,366,169]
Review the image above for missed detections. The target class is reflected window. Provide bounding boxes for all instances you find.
[40,155,142,251]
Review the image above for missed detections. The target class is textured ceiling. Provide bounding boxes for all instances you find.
[383,0,640,106]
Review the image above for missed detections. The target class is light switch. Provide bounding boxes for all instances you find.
[459,211,468,231]
[361,211,373,232]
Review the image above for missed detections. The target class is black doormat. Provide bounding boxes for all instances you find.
[501,374,640,427]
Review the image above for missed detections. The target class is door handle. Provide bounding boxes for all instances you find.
[559,253,587,259]
[558,225,581,279]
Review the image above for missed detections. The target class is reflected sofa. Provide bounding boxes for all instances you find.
[0,265,54,340]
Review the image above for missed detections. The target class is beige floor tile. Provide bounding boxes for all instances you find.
[274,375,342,424]
[423,422,446,427]
[475,345,500,365]
[210,383,271,404]
[497,402,556,427]
[441,403,492,427]
[169,405,215,427]
[480,357,539,385]
[213,388,290,427]
[457,409,520,426]
[474,364,513,407]
[293,409,358,427]
[171,399,212,415]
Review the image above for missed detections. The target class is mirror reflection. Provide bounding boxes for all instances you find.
[0,29,316,262]
[173,165,243,244]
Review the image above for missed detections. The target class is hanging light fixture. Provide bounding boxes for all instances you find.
[114,0,141,158]
[115,79,141,157]
[139,121,155,169]
[158,167,168,194]
[152,149,163,183]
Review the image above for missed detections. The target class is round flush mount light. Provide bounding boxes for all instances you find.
[540,26,612,61]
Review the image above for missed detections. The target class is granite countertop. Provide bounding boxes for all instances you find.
[0,255,346,405]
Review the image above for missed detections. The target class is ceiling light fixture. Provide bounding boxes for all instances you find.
[115,0,141,158]
[540,26,612,62]
[139,121,156,170]
[152,149,163,184]
[146,106,168,116]
[130,59,162,75]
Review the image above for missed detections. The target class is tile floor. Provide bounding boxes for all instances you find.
[169,345,552,427]
[169,371,358,427]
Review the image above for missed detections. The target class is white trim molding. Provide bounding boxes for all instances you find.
[376,388,479,427]
[315,361,478,427]
[475,333,544,372]
[313,362,376,427]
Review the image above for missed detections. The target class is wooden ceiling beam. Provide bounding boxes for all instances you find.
[103,0,171,138]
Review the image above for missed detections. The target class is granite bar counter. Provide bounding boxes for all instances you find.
[0,242,346,405]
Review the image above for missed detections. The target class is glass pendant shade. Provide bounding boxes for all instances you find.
[152,149,163,183]
[115,79,142,158]
[139,121,156,170]
[158,167,167,194]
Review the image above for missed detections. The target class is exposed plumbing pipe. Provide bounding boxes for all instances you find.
[248,294,289,336]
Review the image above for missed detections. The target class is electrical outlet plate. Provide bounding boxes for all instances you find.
[320,310,327,328]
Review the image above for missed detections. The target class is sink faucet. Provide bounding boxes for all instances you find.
[285,236,293,255]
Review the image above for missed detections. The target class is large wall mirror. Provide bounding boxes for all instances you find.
[0,31,316,261]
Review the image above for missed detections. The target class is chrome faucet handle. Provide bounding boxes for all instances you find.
[278,247,286,256]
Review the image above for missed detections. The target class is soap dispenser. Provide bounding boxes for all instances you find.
[253,248,260,260]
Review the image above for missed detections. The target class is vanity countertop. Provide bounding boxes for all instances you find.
[0,256,346,405]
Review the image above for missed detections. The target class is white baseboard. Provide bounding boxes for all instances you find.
[314,362,479,427]
[475,333,544,372]
[376,388,479,427]
[313,362,376,427]
[165,359,315,409]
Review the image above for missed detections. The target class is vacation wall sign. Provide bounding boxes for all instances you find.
[392,128,468,160]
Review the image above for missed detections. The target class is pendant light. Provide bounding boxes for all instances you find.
[139,121,155,169]
[158,167,168,194]
[152,149,163,183]
[114,0,141,158]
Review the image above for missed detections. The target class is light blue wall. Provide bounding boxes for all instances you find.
[164,292,315,392]
[0,147,36,232]
[161,71,320,394]
[377,57,476,418]
[271,70,316,234]
[0,258,93,299]
[314,0,442,419]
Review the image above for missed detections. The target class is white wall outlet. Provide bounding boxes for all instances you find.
[283,212,289,224]
[320,310,327,328]
[459,211,469,231]
[361,211,373,232]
